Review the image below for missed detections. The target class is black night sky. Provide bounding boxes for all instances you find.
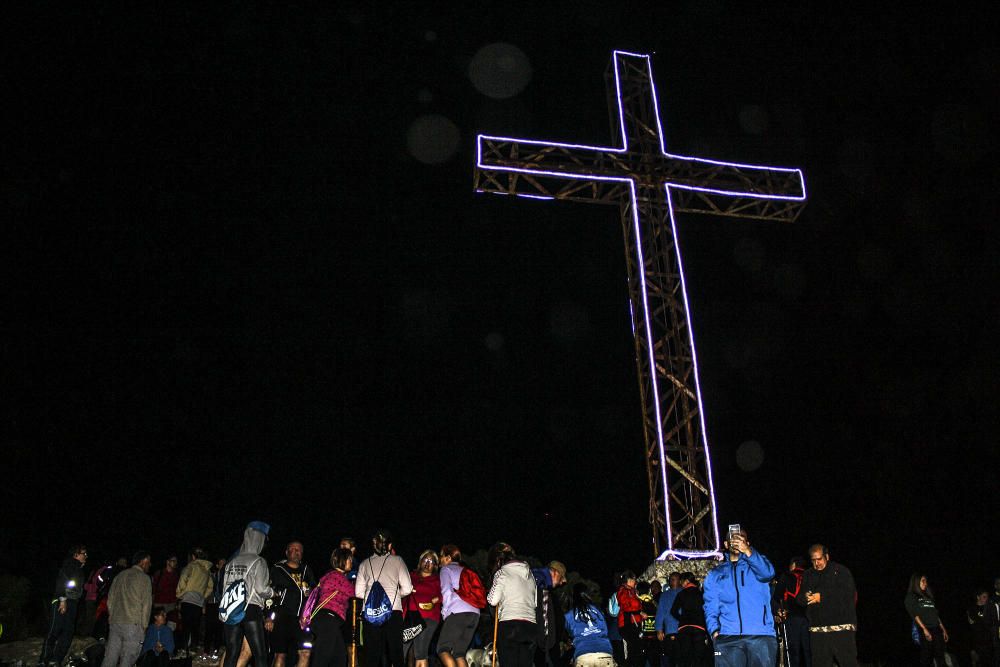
[3,3,997,662]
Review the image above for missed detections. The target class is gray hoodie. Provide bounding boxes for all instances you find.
[223,526,274,610]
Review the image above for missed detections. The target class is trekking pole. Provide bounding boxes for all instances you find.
[781,618,790,667]
[350,598,359,667]
[491,605,500,667]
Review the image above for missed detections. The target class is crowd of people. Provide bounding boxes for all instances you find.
[35,526,1000,667]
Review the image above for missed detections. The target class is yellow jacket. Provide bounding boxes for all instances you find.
[176,558,214,604]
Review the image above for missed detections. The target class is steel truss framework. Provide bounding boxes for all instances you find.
[474,51,806,559]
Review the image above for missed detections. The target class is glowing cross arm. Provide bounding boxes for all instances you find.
[475,135,631,205]
[476,133,807,222]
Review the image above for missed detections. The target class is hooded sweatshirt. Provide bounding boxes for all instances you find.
[223,526,274,610]
[487,561,537,623]
[177,558,215,607]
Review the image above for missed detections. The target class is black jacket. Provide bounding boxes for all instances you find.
[796,562,856,628]
[670,585,706,631]
[54,558,87,602]
[270,560,318,617]
[772,568,807,619]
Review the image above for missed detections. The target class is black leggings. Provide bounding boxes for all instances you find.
[224,605,268,667]
[496,620,536,667]
[364,611,405,667]
[311,611,347,667]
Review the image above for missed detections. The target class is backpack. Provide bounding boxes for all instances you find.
[607,592,620,617]
[638,594,656,635]
[362,557,395,626]
[455,567,487,609]
[218,558,262,625]
[219,579,249,625]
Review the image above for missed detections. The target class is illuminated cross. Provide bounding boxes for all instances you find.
[474,50,806,559]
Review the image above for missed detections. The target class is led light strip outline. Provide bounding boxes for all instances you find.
[476,50,806,560]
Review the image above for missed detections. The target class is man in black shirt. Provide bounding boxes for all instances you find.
[669,572,708,667]
[39,545,88,667]
[267,541,318,667]
[772,557,810,667]
[796,544,857,667]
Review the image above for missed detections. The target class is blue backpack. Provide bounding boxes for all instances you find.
[607,592,620,617]
[218,558,263,625]
[362,557,395,626]
[219,579,249,625]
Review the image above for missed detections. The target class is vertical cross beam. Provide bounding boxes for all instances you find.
[474,51,806,558]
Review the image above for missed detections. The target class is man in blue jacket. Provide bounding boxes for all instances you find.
[654,572,681,667]
[702,530,776,667]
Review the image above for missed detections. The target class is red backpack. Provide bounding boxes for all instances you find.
[455,567,487,609]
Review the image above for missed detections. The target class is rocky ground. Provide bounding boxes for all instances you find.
[0,637,98,666]
[0,638,222,667]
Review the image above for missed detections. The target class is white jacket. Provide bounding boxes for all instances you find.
[487,561,537,623]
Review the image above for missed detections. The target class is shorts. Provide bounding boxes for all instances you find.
[271,613,310,653]
[406,619,439,660]
[437,612,479,656]
[574,653,615,667]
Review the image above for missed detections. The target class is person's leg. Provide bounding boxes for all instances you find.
[272,614,292,667]
[44,599,78,666]
[513,621,537,667]
[39,601,61,665]
[619,625,641,667]
[828,632,857,667]
[327,616,347,667]
[297,616,314,667]
[437,615,464,667]
[692,631,710,667]
[794,619,811,667]
[192,604,205,651]
[309,614,336,667]
[918,630,934,667]
[364,622,387,667]
[243,608,271,667]
[807,633,832,667]
[224,623,248,667]
[709,636,744,667]
[119,624,147,667]
[743,635,776,667]
[101,624,125,667]
[238,638,255,667]
[413,619,438,667]
[672,631,690,667]
[180,602,200,651]
[931,628,946,667]
[783,618,802,667]
[385,611,406,667]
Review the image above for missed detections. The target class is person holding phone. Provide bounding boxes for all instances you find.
[702,528,776,667]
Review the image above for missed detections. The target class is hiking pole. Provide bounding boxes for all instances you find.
[491,605,500,667]
[781,618,790,667]
[349,598,359,667]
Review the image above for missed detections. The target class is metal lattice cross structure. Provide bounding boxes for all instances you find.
[473,50,807,559]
